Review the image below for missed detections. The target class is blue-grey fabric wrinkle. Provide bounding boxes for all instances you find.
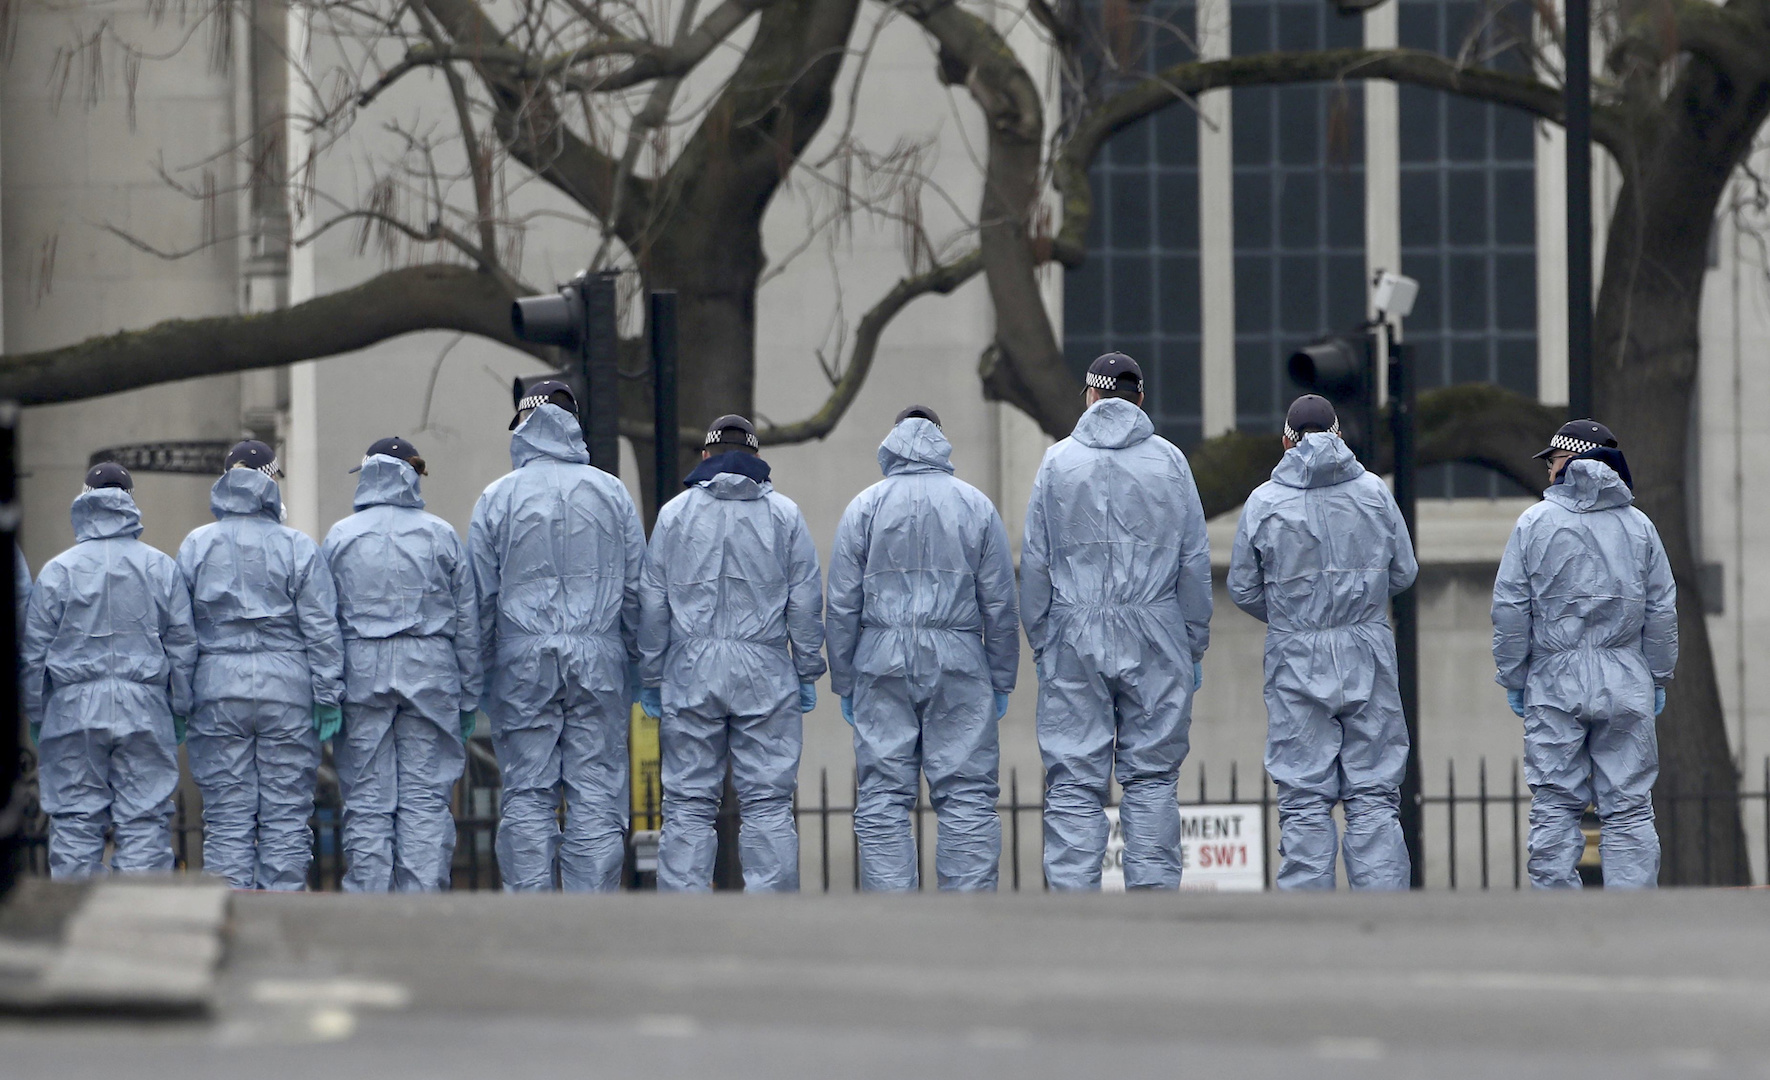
[1228,432,1418,891]
[826,418,1019,890]
[24,489,197,878]
[1020,398,1212,891]
[1492,457,1676,889]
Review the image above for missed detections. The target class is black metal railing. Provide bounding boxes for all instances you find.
[14,752,1769,890]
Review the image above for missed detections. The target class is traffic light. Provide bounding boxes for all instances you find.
[1287,329,1378,465]
[510,271,620,474]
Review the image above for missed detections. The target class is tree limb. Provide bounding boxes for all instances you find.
[1056,47,1629,262]
[0,265,540,406]
[755,248,984,445]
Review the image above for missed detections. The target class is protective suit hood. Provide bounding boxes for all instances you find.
[210,467,283,521]
[1544,458,1634,513]
[71,488,144,541]
[352,454,425,510]
[510,403,590,469]
[1070,398,1153,450]
[1272,431,1365,489]
[877,418,956,476]
[698,470,770,501]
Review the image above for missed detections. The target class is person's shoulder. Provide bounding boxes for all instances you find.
[766,487,808,523]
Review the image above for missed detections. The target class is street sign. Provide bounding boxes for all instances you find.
[1101,804,1265,892]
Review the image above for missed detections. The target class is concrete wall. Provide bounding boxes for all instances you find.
[4,1,246,565]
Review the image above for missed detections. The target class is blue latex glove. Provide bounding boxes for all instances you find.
[639,687,662,720]
[993,691,1010,720]
[798,682,817,714]
[459,711,478,741]
[1506,689,1526,718]
[312,703,343,742]
[840,696,855,726]
[173,715,187,745]
[29,721,40,747]
[1654,686,1666,717]
[1193,661,1203,693]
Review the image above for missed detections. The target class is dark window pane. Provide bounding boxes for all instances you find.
[1112,255,1155,333]
[1066,256,1106,333]
[1154,104,1199,166]
[1494,109,1534,161]
[1236,253,1272,330]
[1279,255,1321,332]
[1235,172,1273,248]
[1409,336,1449,388]
[1493,168,1534,245]
[1448,254,1488,330]
[1446,97,1488,161]
[1278,171,1321,250]
[1233,87,1273,166]
[1495,337,1535,395]
[1324,7,1362,47]
[1276,2,1319,50]
[1236,339,1277,426]
[1327,254,1367,326]
[1278,87,1321,165]
[1152,7,1197,68]
[1231,2,1272,55]
[1084,184,1107,248]
[1399,87,1438,164]
[1115,115,1152,166]
[1325,175,1364,247]
[1159,254,1201,334]
[1446,170,1488,245]
[1157,172,1200,248]
[1494,253,1536,330]
[1109,171,1151,250]
[1451,337,1491,383]
[1445,1,1481,51]
[1398,0,1440,50]
[1400,170,1440,246]
[1405,256,1444,332]
[1065,335,1102,381]
[1158,336,1203,413]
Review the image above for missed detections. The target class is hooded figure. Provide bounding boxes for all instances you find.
[177,466,344,890]
[323,453,481,892]
[469,404,645,892]
[1493,456,1677,888]
[639,441,825,892]
[825,417,1020,891]
[1228,431,1418,890]
[24,488,198,878]
[1020,397,1213,890]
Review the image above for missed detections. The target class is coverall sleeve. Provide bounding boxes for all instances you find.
[620,490,646,670]
[977,503,1021,695]
[294,539,345,709]
[1226,502,1268,623]
[784,509,827,683]
[468,493,500,682]
[823,502,867,699]
[1174,460,1214,663]
[1491,522,1534,692]
[1384,485,1420,597]
[159,562,199,719]
[637,517,671,689]
[1018,464,1054,660]
[1641,518,1679,685]
[20,565,63,726]
[448,532,483,713]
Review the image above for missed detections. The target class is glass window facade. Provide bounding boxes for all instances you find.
[1399,0,1538,496]
[1062,3,1203,448]
[1232,0,1365,435]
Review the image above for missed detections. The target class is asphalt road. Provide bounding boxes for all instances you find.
[4,888,1769,1078]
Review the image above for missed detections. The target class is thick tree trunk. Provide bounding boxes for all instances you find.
[1592,56,1770,884]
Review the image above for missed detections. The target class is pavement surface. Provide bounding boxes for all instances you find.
[2,888,1768,1078]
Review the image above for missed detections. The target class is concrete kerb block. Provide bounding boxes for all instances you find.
[0,877,230,1017]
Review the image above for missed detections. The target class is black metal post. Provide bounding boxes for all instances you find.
[649,291,679,521]
[0,403,19,898]
[582,271,622,474]
[1565,0,1593,419]
[1389,328,1424,888]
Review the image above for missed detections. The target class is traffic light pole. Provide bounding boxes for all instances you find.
[1387,323,1424,888]
[582,272,622,475]
[0,404,19,899]
[649,292,679,520]
[1565,0,1593,420]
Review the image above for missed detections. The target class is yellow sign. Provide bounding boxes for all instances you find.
[630,704,661,831]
